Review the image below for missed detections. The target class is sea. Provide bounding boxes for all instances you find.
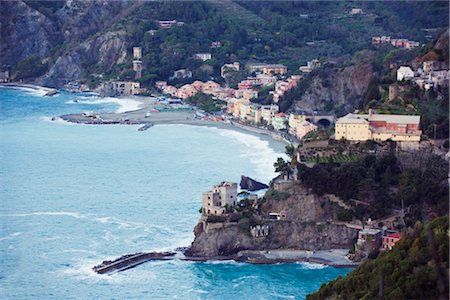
[0,87,350,299]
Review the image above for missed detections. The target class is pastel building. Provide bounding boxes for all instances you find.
[335,110,421,142]
[296,121,318,140]
[272,113,287,130]
[397,66,414,81]
[202,182,238,216]
[381,232,401,251]
[288,114,306,135]
[261,105,279,125]
[176,84,198,99]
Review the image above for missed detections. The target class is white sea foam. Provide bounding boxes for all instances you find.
[8,86,49,97]
[65,96,142,113]
[214,128,286,183]
[1,211,175,234]
[40,116,75,125]
[297,262,326,269]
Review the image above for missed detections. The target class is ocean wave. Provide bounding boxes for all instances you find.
[0,232,22,241]
[297,262,326,269]
[65,96,142,113]
[8,86,49,97]
[40,116,74,125]
[214,128,286,183]
[1,211,175,234]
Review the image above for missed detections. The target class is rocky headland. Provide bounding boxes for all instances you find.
[185,181,359,265]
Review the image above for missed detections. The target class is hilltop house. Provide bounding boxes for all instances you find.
[221,62,240,77]
[397,66,414,81]
[381,232,401,251]
[335,110,421,142]
[202,182,238,216]
[194,53,212,61]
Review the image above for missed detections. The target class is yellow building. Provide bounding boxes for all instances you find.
[335,112,421,142]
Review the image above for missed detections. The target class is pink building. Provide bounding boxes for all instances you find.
[202,81,220,93]
[176,84,198,99]
[238,80,254,90]
[381,232,401,251]
[296,121,318,140]
[192,81,204,91]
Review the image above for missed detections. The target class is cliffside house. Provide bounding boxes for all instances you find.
[235,89,258,101]
[210,41,222,48]
[335,110,421,142]
[221,62,240,77]
[356,228,382,250]
[202,182,238,216]
[381,232,401,251]
[272,113,287,130]
[194,53,212,61]
[296,121,318,140]
[100,81,141,97]
[349,8,363,14]
[202,81,221,94]
[299,59,320,73]
[397,66,414,81]
[192,80,204,91]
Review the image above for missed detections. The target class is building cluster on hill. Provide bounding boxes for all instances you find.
[396,60,449,91]
[353,227,402,260]
[372,36,420,49]
[335,109,421,143]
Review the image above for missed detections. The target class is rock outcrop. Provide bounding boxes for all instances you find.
[187,183,358,257]
[240,175,269,191]
[292,63,374,114]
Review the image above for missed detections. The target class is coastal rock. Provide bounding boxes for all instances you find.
[240,175,269,191]
[187,183,358,257]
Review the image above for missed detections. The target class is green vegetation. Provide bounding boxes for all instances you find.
[308,216,449,300]
[14,55,49,80]
[185,92,221,113]
[298,151,449,221]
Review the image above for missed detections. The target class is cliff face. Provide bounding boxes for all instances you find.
[0,1,60,66]
[1,0,135,87]
[293,63,374,113]
[188,184,358,257]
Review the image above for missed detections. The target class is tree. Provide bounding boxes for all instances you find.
[274,157,291,177]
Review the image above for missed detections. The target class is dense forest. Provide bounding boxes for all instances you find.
[307,216,449,300]
[297,148,448,223]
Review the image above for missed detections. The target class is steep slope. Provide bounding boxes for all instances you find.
[187,184,358,257]
[307,217,449,300]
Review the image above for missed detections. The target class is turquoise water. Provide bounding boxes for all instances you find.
[0,87,350,299]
